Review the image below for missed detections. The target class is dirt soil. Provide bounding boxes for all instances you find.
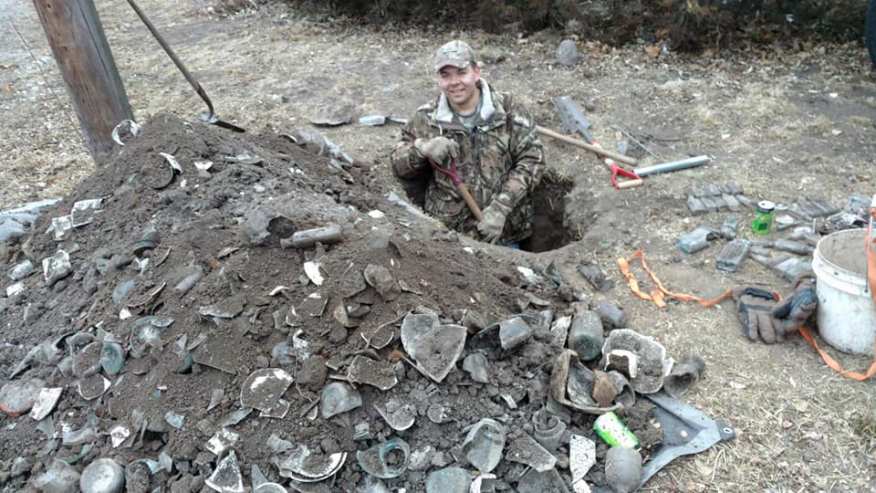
[2,0,876,491]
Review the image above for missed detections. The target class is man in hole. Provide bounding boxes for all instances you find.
[391,40,545,246]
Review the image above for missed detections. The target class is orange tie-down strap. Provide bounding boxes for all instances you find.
[616,249,734,309]
[619,249,876,381]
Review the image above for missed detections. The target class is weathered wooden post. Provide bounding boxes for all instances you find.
[32,0,133,163]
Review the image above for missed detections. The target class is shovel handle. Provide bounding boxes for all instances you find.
[536,126,638,166]
[457,183,484,222]
[616,178,644,189]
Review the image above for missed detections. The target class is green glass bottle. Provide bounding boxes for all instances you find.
[751,200,775,236]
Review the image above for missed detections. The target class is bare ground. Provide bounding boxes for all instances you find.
[2,0,876,490]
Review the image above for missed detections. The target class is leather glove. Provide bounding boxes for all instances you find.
[771,275,817,336]
[477,199,512,244]
[414,137,459,165]
[732,287,782,343]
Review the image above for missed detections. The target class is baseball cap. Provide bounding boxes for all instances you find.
[433,40,477,72]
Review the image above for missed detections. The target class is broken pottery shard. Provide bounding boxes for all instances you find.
[241,368,294,418]
[100,341,125,376]
[347,356,397,391]
[532,409,566,451]
[664,354,706,398]
[33,459,81,493]
[425,467,471,493]
[605,350,639,379]
[506,433,558,472]
[602,329,672,395]
[408,324,466,383]
[63,424,97,446]
[71,198,103,227]
[0,378,44,417]
[165,411,185,429]
[303,261,325,286]
[570,434,596,484]
[567,309,604,361]
[75,373,110,401]
[363,264,401,301]
[208,389,224,412]
[298,292,328,318]
[320,382,362,419]
[219,408,253,428]
[80,458,124,493]
[517,468,570,493]
[174,265,204,296]
[592,370,618,407]
[6,281,24,297]
[499,317,532,350]
[51,215,74,240]
[604,446,642,493]
[42,250,72,286]
[549,315,572,347]
[268,433,294,454]
[677,226,719,254]
[206,450,245,493]
[716,239,750,273]
[722,194,741,212]
[109,426,130,448]
[207,429,239,456]
[374,399,416,431]
[462,353,490,383]
[30,387,63,421]
[463,418,506,474]
[8,259,33,281]
[720,215,738,239]
[111,119,141,146]
[550,350,620,414]
[356,438,410,479]
[199,297,245,319]
[400,312,439,359]
[276,445,347,482]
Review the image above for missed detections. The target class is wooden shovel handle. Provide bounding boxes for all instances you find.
[536,126,638,166]
[457,183,484,221]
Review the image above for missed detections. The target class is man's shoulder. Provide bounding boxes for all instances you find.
[490,90,535,129]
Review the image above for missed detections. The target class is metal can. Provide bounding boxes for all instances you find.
[751,200,776,236]
[593,412,639,449]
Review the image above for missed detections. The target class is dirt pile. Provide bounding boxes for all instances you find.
[0,114,703,492]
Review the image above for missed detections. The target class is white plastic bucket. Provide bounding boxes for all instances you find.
[811,228,876,356]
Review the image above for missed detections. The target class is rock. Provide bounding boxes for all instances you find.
[42,250,72,287]
[298,356,327,388]
[557,39,579,66]
[0,378,44,417]
[240,368,294,418]
[595,302,626,329]
[32,459,81,493]
[462,418,506,473]
[425,467,471,493]
[80,458,125,493]
[604,447,642,493]
[462,353,489,383]
[8,260,34,281]
[363,264,401,301]
[499,317,532,350]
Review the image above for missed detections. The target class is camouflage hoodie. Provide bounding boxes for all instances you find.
[390,80,545,242]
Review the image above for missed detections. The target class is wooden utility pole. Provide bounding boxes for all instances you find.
[33,0,133,163]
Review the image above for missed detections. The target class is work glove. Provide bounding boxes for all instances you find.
[770,275,817,336]
[477,199,512,244]
[731,275,817,344]
[414,136,459,165]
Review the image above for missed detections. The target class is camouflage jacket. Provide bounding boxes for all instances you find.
[390,80,545,242]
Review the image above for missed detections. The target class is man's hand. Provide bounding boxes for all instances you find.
[414,137,459,165]
[477,200,511,243]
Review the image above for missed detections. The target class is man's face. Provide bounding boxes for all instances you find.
[437,64,481,109]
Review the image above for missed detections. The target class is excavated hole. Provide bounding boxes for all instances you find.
[519,172,577,253]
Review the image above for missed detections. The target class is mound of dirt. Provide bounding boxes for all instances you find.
[0,114,674,492]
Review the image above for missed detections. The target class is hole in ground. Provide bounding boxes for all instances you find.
[520,171,577,253]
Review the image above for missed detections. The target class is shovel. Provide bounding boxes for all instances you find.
[125,0,245,132]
